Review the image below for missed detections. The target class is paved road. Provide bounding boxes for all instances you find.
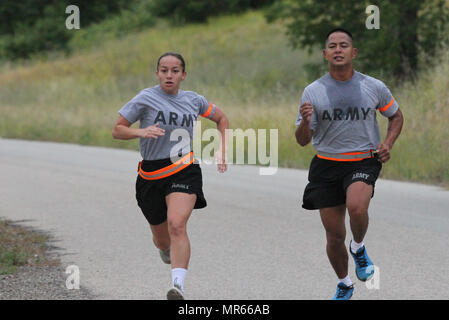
[1,138,448,300]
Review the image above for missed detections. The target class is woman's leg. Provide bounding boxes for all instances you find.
[150,221,170,251]
[166,192,197,269]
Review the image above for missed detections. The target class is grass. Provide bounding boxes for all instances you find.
[377,50,449,185]
[0,219,59,275]
[0,11,447,186]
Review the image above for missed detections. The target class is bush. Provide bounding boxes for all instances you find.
[0,3,71,60]
[150,0,276,23]
[68,0,156,51]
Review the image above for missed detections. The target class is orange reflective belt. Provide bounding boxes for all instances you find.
[317,150,377,162]
[138,152,194,180]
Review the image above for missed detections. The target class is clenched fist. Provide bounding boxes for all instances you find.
[376,143,391,163]
[300,101,314,123]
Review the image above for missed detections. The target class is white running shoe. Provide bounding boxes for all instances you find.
[167,284,185,300]
[159,248,171,264]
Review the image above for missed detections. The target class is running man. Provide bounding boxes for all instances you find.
[112,52,229,300]
[295,29,404,300]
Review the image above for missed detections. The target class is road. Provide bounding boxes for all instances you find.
[1,138,448,299]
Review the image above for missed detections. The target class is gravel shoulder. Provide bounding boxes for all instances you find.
[0,220,95,300]
[0,265,94,300]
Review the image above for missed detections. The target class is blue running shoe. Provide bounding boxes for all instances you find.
[333,282,354,300]
[350,241,374,281]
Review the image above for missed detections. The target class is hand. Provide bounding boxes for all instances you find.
[376,143,391,163]
[300,102,313,123]
[215,150,227,173]
[139,123,165,139]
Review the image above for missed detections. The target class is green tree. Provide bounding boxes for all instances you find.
[266,0,449,80]
[0,0,135,60]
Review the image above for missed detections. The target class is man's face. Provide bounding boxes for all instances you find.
[323,32,357,67]
[156,56,186,94]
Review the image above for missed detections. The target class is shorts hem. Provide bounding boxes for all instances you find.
[302,201,346,211]
[164,189,207,210]
[344,178,375,188]
[148,218,167,226]
[137,203,167,226]
[343,178,376,198]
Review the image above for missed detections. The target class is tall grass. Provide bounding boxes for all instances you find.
[0,11,447,186]
[377,49,449,185]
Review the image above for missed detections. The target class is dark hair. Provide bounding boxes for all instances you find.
[325,28,353,46]
[157,52,186,72]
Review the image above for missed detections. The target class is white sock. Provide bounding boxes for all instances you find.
[339,275,353,287]
[351,239,364,253]
[172,268,187,291]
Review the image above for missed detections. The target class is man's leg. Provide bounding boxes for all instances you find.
[346,181,375,282]
[346,181,373,243]
[319,204,348,279]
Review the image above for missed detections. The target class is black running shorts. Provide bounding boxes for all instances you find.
[302,155,382,210]
[135,158,207,225]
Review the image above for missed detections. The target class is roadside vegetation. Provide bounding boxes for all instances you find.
[0,219,59,275]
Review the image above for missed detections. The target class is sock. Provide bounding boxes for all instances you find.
[351,239,364,253]
[172,268,187,291]
[339,275,353,287]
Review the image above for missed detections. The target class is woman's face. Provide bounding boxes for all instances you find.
[156,56,186,94]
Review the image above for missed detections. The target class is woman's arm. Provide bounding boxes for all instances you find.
[208,107,229,173]
[112,115,165,140]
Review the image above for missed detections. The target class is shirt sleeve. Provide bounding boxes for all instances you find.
[195,94,216,119]
[118,94,145,124]
[295,88,317,131]
[377,81,399,118]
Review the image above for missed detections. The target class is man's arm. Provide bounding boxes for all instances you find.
[295,102,314,146]
[377,108,404,163]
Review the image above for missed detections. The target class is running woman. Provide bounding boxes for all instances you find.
[112,52,229,300]
[295,29,404,300]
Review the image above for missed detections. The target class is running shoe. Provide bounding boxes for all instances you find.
[167,283,185,300]
[349,241,374,281]
[333,282,354,300]
[159,248,171,264]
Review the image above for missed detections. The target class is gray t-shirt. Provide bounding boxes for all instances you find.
[296,71,399,154]
[119,85,216,160]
